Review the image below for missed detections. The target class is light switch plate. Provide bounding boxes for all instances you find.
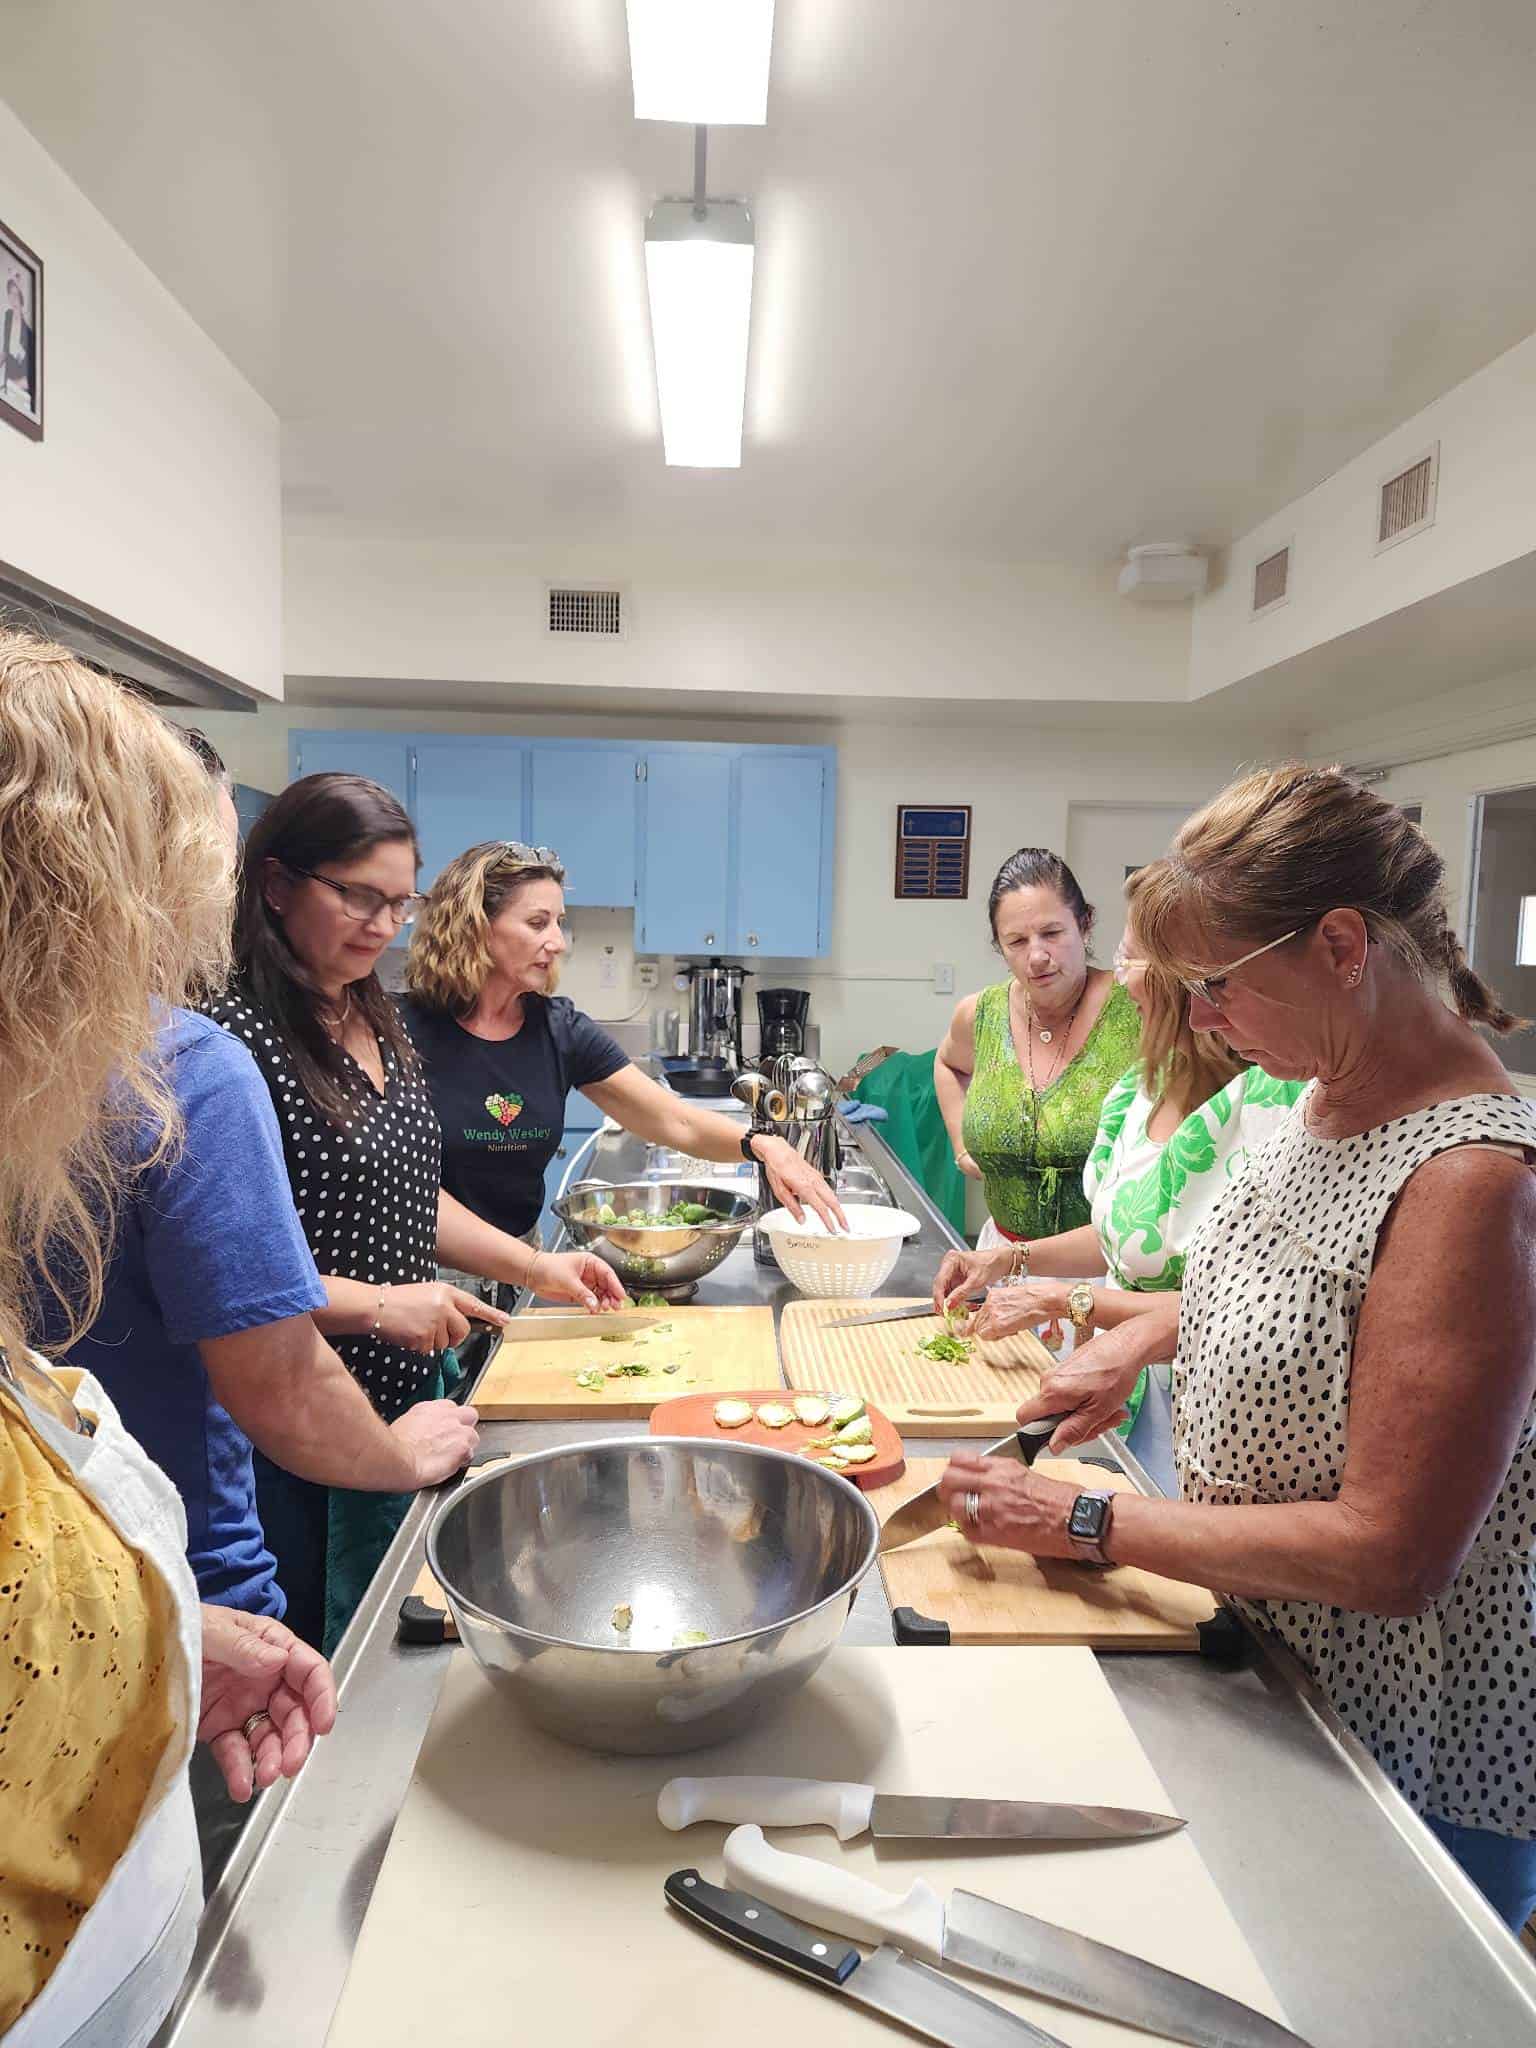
[636,960,660,989]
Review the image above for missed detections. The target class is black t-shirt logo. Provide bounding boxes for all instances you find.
[485,1091,524,1127]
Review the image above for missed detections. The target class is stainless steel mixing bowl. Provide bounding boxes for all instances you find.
[426,1436,879,1754]
[553,1178,758,1298]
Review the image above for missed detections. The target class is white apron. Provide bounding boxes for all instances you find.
[3,1363,203,2048]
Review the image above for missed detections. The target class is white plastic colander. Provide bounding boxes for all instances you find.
[759,1203,923,1298]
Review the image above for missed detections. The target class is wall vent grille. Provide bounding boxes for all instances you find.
[1377,445,1439,551]
[548,586,624,636]
[1252,546,1290,615]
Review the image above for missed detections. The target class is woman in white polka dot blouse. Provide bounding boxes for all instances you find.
[940,765,1536,1930]
[208,774,625,1650]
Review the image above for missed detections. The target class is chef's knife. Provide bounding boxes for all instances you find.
[494,1310,663,1344]
[723,1827,1312,2048]
[664,1868,1070,2048]
[657,1774,1184,1844]
[876,1413,1071,1556]
[825,1298,982,1331]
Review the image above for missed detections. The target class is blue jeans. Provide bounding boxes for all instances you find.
[1425,1815,1536,1932]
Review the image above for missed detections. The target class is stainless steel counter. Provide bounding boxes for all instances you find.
[157,1119,1536,2047]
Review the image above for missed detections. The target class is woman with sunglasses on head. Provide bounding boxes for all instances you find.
[207,779,625,1651]
[398,842,844,1289]
[932,892,1303,1398]
[938,766,1536,1931]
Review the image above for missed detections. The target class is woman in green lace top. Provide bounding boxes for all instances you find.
[936,849,1140,1247]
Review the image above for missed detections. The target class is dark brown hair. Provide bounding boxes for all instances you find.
[233,772,421,1123]
[987,848,1094,946]
[1134,763,1525,1035]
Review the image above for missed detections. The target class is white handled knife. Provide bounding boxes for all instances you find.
[722,1826,1313,2048]
[665,1866,1071,2048]
[657,1774,1184,1843]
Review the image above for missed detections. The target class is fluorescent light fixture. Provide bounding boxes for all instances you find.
[626,0,774,124]
[1518,895,1536,968]
[644,199,754,467]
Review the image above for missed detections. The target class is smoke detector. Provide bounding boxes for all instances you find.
[1117,543,1208,603]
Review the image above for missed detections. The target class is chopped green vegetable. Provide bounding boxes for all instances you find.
[671,1628,710,1648]
[595,1205,619,1225]
[605,1361,652,1378]
[791,1395,831,1428]
[756,1401,795,1429]
[611,1603,633,1632]
[600,1331,636,1343]
[828,1394,866,1429]
[916,1333,974,1364]
[601,1200,720,1229]
[574,1367,605,1393]
[831,1414,873,1446]
[713,1399,754,1429]
[814,1453,851,1472]
[663,1362,680,1375]
[635,1292,671,1308]
[839,1443,878,1465]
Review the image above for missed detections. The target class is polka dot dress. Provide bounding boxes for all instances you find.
[1176,1089,1536,1838]
[206,991,442,1424]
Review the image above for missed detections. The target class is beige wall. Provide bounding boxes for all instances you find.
[0,101,283,696]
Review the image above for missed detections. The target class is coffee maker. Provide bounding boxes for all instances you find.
[757,986,810,1061]
[685,959,749,1068]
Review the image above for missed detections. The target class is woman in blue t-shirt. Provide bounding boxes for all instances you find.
[400,842,844,1262]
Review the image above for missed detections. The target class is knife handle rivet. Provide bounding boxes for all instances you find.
[811,1944,828,1957]
[682,1876,697,1888]
[745,1909,759,1920]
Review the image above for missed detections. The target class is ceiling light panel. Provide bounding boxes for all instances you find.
[644,200,754,467]
[626,0,774,125]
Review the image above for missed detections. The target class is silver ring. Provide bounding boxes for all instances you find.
[963,1489,982,1528]
[242,1711,273,1743]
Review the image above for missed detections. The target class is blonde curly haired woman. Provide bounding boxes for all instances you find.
[400,841,845,1296]
[0,632,335,2046]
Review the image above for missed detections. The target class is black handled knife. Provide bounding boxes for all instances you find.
[877,1414,1072,1555]
[665,1870,1070,2048]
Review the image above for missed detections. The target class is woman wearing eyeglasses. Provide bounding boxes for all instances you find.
[207,777,625,1649]
[933,903,1303,1364]
[939,766,1536,1931]
[398,841,845,1287]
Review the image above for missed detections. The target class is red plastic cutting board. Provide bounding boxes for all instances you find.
[649,1388,905,1490]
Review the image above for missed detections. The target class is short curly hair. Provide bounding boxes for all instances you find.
[405,840,567,1015]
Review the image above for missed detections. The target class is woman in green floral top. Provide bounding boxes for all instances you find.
[936,849,1140,1248]
[935,868,1304,1362]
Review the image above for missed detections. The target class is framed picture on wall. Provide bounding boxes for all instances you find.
[0,216,43,443]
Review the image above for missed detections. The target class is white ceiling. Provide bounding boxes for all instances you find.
[8,0,1536,564]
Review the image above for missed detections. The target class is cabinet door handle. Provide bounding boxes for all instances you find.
[747,933,759,947]
[704,931,716,946]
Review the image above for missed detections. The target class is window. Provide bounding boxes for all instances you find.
[1469,788,1536,1078]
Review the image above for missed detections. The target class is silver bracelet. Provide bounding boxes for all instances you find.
[368,1285,388,1338]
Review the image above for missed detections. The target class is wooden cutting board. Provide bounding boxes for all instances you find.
[648,1390,906,1490]
[472,1305,779,1419]
[779,1296,1052,1436]
[876,1458,1217,1650]
[325,1646,1290,2048]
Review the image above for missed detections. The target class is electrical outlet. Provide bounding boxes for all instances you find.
[931,962,955,995]
[599,947,620,992]
[635,960,660,990]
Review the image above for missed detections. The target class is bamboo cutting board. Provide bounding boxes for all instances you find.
[876,1458,1217,1650]
[472,1305,779,1419]
[325,1647,1290,2048]
[779,1296,1051,1436]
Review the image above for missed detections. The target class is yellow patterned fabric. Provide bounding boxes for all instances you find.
[0,1391,175,2030]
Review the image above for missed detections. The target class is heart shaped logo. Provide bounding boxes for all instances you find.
[484,1091,524,1127]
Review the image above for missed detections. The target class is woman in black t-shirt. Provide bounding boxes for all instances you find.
[400,842,845,1248]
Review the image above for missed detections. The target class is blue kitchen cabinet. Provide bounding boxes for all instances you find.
[540,1090,607,1242]
[529,744,639,905]
[412,738,528,891]
[288,732,412,808]
[636,750,734,955]
[730,752,832,957]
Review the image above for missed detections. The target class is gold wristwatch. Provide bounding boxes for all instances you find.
[1066,1282,1095,1341]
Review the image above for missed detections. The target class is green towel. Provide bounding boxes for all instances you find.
[851,1050,967,1237]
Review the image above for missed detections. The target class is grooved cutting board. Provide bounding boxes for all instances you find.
[876,1458,1217,1649]
[325,1647,1289,2048]
[472,1306,779,1419]
[779,1296,1051,1436]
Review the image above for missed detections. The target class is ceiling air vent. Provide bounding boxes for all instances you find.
[1377,443,1439,553]
[1251,545,1290,617]
[547,586,624,637]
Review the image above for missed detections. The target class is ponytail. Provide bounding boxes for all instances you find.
[1438,927,1529,1038]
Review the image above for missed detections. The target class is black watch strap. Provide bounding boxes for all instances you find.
[740,1130,762,1164]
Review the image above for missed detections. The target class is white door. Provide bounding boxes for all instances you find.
[1065,803,1192,963]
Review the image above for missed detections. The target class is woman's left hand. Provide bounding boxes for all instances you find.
[751,1135,849,1232]
[531,1249,630,1309]
[961,1279,1069,1340]
[198,1605,338,1804]
[935,1455,1081,1558]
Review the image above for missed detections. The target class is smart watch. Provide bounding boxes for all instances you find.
[739,1130,763,1164]
[1067,1489,1115,1567]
